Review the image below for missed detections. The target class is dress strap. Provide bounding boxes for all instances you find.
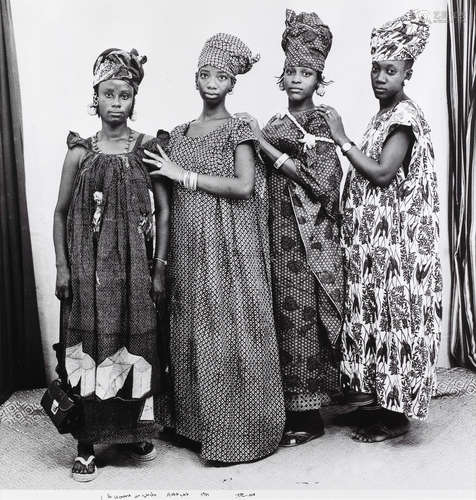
[278,111,335,151]
[132,133,145,152]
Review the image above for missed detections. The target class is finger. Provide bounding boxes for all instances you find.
[156,144,170,161]
[144,149,161,161]
[143,158,162,169]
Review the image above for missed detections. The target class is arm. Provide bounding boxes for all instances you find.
[235,113,341,211]
[316,105,413,188]
[53,147,82,300]
[143,143,256,200]
[150,179,169,305]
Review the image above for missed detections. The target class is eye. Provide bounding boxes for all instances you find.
[371,66,378,73]
[199,72,208,79]
[121,94,131,100]
[218,75,228,81]
[285,68,294,76]
[105,92,113,98]
[302,71,311,77]
[387,69,395,75]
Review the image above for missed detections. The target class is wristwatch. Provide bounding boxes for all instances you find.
[340,141,355,155]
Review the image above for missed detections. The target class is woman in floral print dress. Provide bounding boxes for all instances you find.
[317,10,442,442]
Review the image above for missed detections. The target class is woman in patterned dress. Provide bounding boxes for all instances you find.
[316,10,442,442]
[53,49,169,481]
[236,9,343,447]
[143,33,285,463]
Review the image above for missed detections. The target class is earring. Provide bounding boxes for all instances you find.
[87,93,99,116]
[228,88,234,95]
[315,84,326,97]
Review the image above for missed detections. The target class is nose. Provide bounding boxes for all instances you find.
[206,76,218,89]
[112,95,121,107]
[291,73,302,84]
[375,70,386,84]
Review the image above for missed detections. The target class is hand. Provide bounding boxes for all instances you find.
[143,145,185,183]
[55,265,71,301]
[234,112,263,139]
[151,263,166,307]
[315,105,348,147]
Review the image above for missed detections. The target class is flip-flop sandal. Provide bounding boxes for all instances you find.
[127,442,158,462]
[279,429,325,447]
[72,455,97,482]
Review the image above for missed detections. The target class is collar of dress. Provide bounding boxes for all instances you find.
[276,111,335,152]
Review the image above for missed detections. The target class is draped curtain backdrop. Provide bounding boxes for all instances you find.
[0,0,45,402]
[447,0,476,369]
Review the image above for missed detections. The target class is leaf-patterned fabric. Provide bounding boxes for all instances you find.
[262,109,344,411]
[341,99,442,419]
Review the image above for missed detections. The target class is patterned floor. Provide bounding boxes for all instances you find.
[0,367,475,491]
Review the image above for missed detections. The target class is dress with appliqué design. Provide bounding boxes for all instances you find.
[60,131,167,443]
[341,99,442,419]
[262,109,344,411]
[167,118,285,462]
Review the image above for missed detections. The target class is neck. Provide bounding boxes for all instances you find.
[379,89,407,112]
[288,95,315,114]
[100,120,129,139]
[199,100,230,121]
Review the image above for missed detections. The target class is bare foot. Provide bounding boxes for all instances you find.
[352,415,409,443]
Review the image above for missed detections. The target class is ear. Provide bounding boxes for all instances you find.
[405,68,413,82]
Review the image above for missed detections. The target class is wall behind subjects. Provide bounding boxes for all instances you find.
[11,0,450,380]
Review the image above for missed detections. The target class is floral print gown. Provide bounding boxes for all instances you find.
[341,99,442,419]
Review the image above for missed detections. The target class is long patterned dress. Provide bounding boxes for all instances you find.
[341,99,442,419]
[61,132,166,443]
[262,109,344,411]
[167,118,285,463]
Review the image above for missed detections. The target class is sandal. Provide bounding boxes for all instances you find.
[127,441,158,462]
[344,390,377,407]
[279,429,324,447]
[352,419,409,443]
[71,455,97,482]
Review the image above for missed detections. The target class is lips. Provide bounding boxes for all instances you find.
[373,87,386,93]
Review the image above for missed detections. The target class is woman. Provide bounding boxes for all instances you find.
[143,33,285,464]
[316,10,442,441]
[236,9,343,446]
[53,48,169,481]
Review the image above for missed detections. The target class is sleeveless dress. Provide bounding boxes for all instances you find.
[262,109,344,412]
[60,131,167,443]
[341,99,442,419]
[166,118,285,462]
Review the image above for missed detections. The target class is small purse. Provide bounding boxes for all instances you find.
[41,379,82,434]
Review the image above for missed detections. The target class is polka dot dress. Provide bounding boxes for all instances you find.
[167,118,285,463]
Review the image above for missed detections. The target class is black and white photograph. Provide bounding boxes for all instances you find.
[0,0,474,499]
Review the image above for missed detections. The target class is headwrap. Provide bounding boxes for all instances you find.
[370,10,431,62]
[281,9,332,73]
[197,33,259,77]
[92,48,147,94]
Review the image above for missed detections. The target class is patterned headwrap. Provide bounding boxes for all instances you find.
[198,33,260,77]
[281,9,333,73]
[93,48,147,94]
[371,10,431,62]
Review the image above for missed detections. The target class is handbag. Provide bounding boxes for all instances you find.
[41,379,82,434]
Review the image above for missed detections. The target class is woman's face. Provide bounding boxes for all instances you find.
[370,60,410,100]
[97,79,134,123]
[196,65,234,103]
[283,66,319,102]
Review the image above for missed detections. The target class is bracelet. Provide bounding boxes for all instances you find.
[340,141,356,156]
[181,171,198,191]
[153,257,167,266]
[273,153,289,170]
